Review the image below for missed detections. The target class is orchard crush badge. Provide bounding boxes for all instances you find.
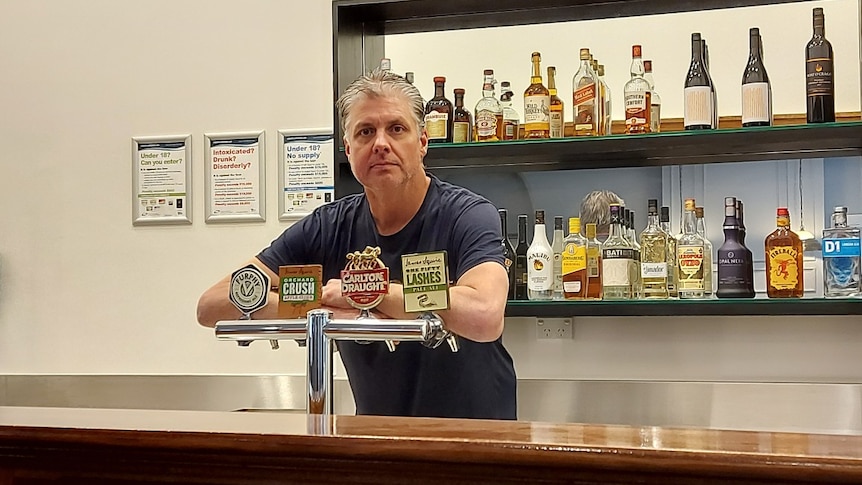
[341,246,389,310]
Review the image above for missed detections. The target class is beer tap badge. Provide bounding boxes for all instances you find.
[341,246,390,310]
[401,251,450,313]
[229,264,271,317]
[278,265,322,318]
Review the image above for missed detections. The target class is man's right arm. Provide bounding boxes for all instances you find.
[196,257,280,328]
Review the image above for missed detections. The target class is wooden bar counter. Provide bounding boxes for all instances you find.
[0,407,859,484]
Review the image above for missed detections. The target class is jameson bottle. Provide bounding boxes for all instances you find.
[424,76,453,143]
[742,28,772,127]
[499,209,517,300]
[684,33,715,130]
[515,214,529,300]
[806,7,835,123]
[764,207,804,298]
[716,197,755,298]
[452,88,472,143]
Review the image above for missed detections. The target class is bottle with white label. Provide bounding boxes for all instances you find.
[741,27,772,127]
[602,204,635,300]
[822,206,861,297]
[684,33,715,130]
[527,210,554,300]
[640,199,669,299]
[623,45,651,134]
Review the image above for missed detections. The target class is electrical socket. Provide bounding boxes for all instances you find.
[536,318,573,339]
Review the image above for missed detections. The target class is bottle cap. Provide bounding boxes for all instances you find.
[632,45,642,57]
[644,60,653,72]
[579,48,590,60]
[586,223,597,238]
[454,88,465,95]
[569,217,581,234]
[776,207,790,216]
[695,207,704,218]
[684,198,696,211]
[433,76,446,83]
[484,69,494,76]
[535,210,545,224]
[660,206,670,222]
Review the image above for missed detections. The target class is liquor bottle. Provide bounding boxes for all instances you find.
[585,222,603,299]
[515,214,529,300]
[736,199,756,294]
[379,58,391,72]
[562,217,589,299]
[572,48,599,137]
[660,206,678,297]
[424,76,453,143]
[684,33,715,130]
[677,198,706,299]
[499,209,517,300]
[551,216,565,299]
[475,69,504,142]
[602,204,635,300]
[524,52,551,139]
[623,45,651,134]
[590,58,604,135]
[704,38,719,129]
[822,206,861,297]
[806,7,835,123]
[742,28,772,127]
[548,67,564,139]
[643,60,662,133]
[764,207,804,298]
[405,72,426,106]
[628,210,642,298]
[452,88,472,143]
[695,206,714,296]
[716,197,756,298]
[500,81,520,140]
[640,199,669,299]
[597,64,612,135]
[527,210,553,300]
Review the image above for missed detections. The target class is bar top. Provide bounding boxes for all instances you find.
[0,406,860,484]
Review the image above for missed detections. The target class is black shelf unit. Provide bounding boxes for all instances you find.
[505,298,862,317]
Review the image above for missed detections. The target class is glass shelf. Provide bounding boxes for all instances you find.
[505,297,862,317]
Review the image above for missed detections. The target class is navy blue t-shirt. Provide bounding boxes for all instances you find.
[257,175,517,420]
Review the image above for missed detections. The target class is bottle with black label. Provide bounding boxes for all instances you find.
[684,33,715,130]
[499,209,517,300]
[424,76,453,143]
[716,197,756,298]
[742,28,772,127]
[515,214,529,299]
[806,7,835,123]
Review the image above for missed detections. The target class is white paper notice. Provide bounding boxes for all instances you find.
[209,137,262,218]
[281,133,334,219]
[135,140,189,221]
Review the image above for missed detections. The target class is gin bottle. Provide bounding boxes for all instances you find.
[602,204,635,300]
[527,210,553,300]
[677,198,706,299]
[822,206,861,297]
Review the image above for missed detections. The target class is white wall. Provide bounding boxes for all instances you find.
[0,0,860,385]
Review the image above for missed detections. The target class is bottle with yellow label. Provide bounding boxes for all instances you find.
[562,218,588,299]
[765,207,804,298]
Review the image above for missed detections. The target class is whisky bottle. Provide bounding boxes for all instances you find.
[572,48,599,137]
[742,28,772,127]
[684,33,715,130]
[515,214,529,299]
[602,204,635,300]
[623,45,651,134]
[523,52,551,139]
[822,206,861,297]
[660,206,678,297]
[585,222,603,300]
[475,69,504,142]
[806,7,835,123]
[452,88,472,143]
[640,200,669,299]
[765,207,804,298]
[677,198,706,299]
[591,58,605,135]
[500,209,517,300]
[695,206,714,296]
[562,218,589,300]
[643,60,662,133]
[500,81,520,140]
[716,197,755,298]
[597,64,612,135]
[552,216,565,299]
[528,210,554,300]
[548,67,564,138]
[424,76,453,143]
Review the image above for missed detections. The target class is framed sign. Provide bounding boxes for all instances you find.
[132,134,192,226]
[204,131,266,223]
[278,129,334,221]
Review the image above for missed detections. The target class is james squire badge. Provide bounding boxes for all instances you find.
[401,251,450,313]
[278,265,322,318]
[229,264,270,318]
[341,246,390,310]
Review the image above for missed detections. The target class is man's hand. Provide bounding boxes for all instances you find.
[321,279,353,309]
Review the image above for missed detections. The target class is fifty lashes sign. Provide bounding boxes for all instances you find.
[402,251,449,313]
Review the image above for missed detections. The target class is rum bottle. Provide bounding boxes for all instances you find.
[716,197,756,298]
[623,45,651,134]
[643,60,662,133]
[677,198,706,299]
[822,206,861,297]
[424,76,453,143]
[499,209,517,300]
[523,52,551,139]
[765,207,804,298]
[475,69,504,142]
[602,204,635,300]
[548,67,564,138]
[572,48,599,137]
[527,210,553,300]
[585,222,603,300]
[806,7,835,123]
[684,33,715,130]
[562,218,589,300]
[500,81,520,140]
[742,27,772,127]
[452,88,472,143]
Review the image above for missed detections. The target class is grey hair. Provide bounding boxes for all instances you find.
[336,68,426,136]
[579,190,625,234]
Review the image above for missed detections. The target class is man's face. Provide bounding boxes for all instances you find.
[343,93,428,192]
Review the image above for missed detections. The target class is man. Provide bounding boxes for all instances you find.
[579,190,625,241]
[196,69,517,420]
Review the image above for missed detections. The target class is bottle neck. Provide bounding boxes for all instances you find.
[533,223,548,244]
[483,77,496,98]
[696,217,707,236]
[518,220,527,243]
[832,212,848,227]
[435,83,445,98]
[691,38,703,63]
[531,59,542,84]
[683,210,698,234]
[500,214,508,237]
[776,215,791,229]
[647,213,660,229]
[750,32,759,57]
[629,56,644,79]
[813,17,825,37]
[454,94,464,108]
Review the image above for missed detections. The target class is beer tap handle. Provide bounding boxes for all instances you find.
[385,340,397,352]
[269,340,280,350]
[446,334,460,352]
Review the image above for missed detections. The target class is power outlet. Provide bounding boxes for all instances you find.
[536,318,573,339]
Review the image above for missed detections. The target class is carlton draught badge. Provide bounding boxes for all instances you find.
[341,246,389,310]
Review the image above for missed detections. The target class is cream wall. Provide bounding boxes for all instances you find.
[0,0,860,384]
